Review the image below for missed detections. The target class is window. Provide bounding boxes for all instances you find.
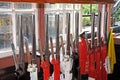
[45,4,98,41]
[82,4,98,28]
[48,13,64,41]
[45,4,81,42]
[16,13,33,46]
[0,2,38,58]
[82,4,98,38]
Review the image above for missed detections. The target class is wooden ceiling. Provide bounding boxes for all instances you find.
[0,0,114,4]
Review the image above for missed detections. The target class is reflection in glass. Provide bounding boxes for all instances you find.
[16,14,33,47]
[0,2,11,9]
[82,16,91,27]
[45,4,64,10]
[0,13,12,50]
[59,13,64,34]
[45,4,57,10]
[48,14,56,40]
[48,13,64,42]
[15,3,32,9]
[65,4,73,10]
[74,4,80,10]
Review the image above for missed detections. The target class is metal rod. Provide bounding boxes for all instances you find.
[24,37,31,64]
[66,13,71,55]
[11,42,19,71]
[97,12,101,47]
[91,13,95,49]
[45,14,49,60]
[75,12,79,53]
[25,18,29,38]
[60,36,65,55]
[103,12,108,45]
[70,34,73,52]
[19,15,25,72]
[50,37,54,59]
[55,14,60,59]
[32,15,36,64]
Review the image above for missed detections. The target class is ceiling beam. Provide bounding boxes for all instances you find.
[0,0,114,4]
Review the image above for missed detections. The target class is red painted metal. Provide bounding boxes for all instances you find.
[88,13,96,80]
[41,60,50,80]
[78,37,89,75]
[101,11,108,80]
[51,58,60,80]
[50,37,60,80]
[95,12,102,80]
[89,49,96,79]
[101,39,108,80]
[95,46,102,80]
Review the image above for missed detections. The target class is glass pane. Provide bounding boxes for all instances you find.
[0,2,11,9]
[82,16,91,28]
[45,4,63,10]
[45,4,57,10]
[64,12,72,33]
[114,0,118,1]
[59,4,63,10]
[0,13,12,50]
[15,3,32,9]
[48,14,56,40]
[82,4,90,15]
[82,4,98,15]
[65,4,73,10]
[45,4,50,9]
[75,4,80,10]
[16,13,33,47]
[48,13,63,42]
[82,15,98,38]
[59,13,64,35]
[92,4,98,14]
[111,8,120,33]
